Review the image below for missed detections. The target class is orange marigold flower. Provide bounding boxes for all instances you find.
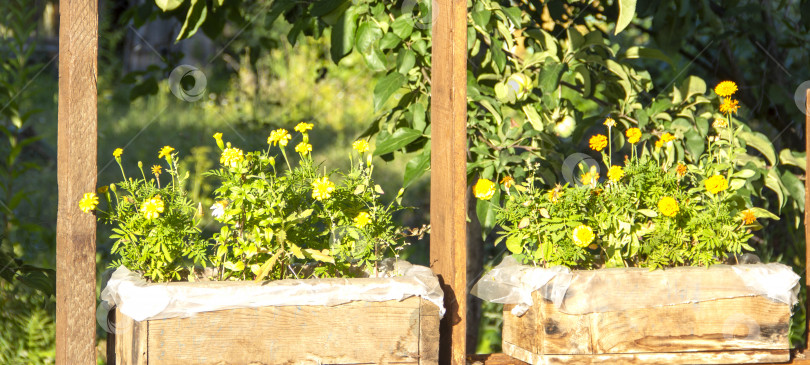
[676,163,687,177]
[741,209,756,225]
[719,98,740,114]
[500,176,515,189]
[589,134,608,151]
[625,128,641,144]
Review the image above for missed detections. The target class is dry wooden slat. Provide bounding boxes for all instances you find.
[468,351,810,364]
[430,0,468,364]
[56,0,98,363]
[805,89,810,352]
[502,269,791,364]
[111,298,439,364]
[114,307,147,365]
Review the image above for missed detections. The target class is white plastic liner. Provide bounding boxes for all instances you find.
[472,256,800,317]
[101,261,444,322]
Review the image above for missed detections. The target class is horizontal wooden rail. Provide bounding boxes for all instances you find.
[467,351,810,364]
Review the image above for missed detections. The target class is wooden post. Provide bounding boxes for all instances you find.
[805,89,810,352]
[430,0,468,363]
[56,0,98,363]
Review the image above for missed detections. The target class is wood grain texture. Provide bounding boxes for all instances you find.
[805,89,810,351]
[430,0,468,364]
[503,269,791,364]
[56,0,98,364]
[114,307,147,365]
[468,351,810,364]
[110,298,440,364]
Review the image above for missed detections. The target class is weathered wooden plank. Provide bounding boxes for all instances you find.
[429,0,468,363]
[805,89,810,351]
[420,299,442,364]
[56,0,98,363]
[112,297,439,364]
[503,342,789,365]
[503,267,792,364]
[114,307,147,365]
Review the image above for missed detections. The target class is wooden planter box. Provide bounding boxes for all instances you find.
[501,266,793,365]
[103,267,442,365]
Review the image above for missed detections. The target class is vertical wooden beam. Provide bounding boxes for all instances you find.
[805,89,810,352]
[56,0,98,363]
[430,0,467,363]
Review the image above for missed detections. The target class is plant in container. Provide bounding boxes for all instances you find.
[88,124,442,365]
[472,82,800,364]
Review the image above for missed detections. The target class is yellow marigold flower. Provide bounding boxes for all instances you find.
[78,192,98,213]
[714,81,738,97]
[500,176,515,189]
[607,165,624,182]
[572,225,594,248]
[589,134,608,151]
[661,132,676,143]
[294,122,314,133]
[655,139,663,149]
[158,146,175,159]
[97,186,109,194]
[741,209,756,225]
[626,128,641,144]
[705,175,729,194]
[140,195,165,220]
[676,163,687,177]
[312,176,336,201]
[548,188,562,203]
[604,117,616,128]
[151,165,162,175]
[268,129,292,147]
[353,139,370,153]
[658,196,679,217]
[295,142,312,155]
[580,171,599,186]
[719,98,740,114]
[473,179,496,200]
[113,148,123,158]
[354,212,371,228]
[220,147,244,168]
[712,118,727,129]
[213,132,223,141]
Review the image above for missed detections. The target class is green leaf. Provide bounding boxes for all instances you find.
[253,251,281,281]
[373,72,406,111]
[311,0,348,17]
[411,102,427,131]
[738,131,777,166]
[615,0,637,35]
[765,168,786,209]
[680,76,706,101]
[748,207,780,220]
[176,0,207,41]
[638,209,658,218]
[330,7,359,63]
[156,0,184,11]
[396,49,416,75]
[355,21,382,53]
[522,105,543,131]
[404,146,430,188]
[505,234,523,254]
[374,128,422,155]
[779,149,805,171]
[391,15,414,39]
[538,63,565,93]
[476,191,499,238]
[782,170,805,209]
[305,249,335,263]
[684,130,704,159]
[472,9,492,27]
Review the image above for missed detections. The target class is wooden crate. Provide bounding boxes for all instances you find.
[502,268,792,365]
[108,296,439,364]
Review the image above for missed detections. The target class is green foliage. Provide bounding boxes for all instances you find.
[208,128,409,280]
[0,282,55,364]
[95,149,208,282]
